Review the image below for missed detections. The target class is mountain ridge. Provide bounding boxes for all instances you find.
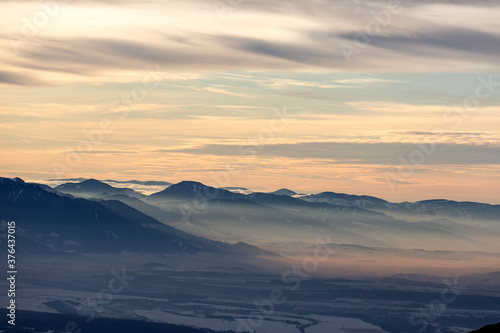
[0,177,277,257]
[55,178,145,199]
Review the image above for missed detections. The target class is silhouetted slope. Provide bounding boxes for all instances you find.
[470,322,500,333]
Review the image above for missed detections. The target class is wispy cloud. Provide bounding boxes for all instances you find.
[201,86,253,98]
[0,70,45,86]
[169,141,500,166]
[1,0,499,86]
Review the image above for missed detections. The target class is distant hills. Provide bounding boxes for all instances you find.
[41,178,500,222]
[270,188,297,196]
[19,177,499,254]
[48,178,171,187]
[0,177,276,257]
[55,178,146,199]
[302,191,393,210]
[149,181,244,201]
[6,176,499,257]
[302,192,500,221]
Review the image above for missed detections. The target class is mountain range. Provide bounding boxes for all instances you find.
[5,177,497,255]
[3,176,500,258]
[0,177,274,257]
[49,178,500,222]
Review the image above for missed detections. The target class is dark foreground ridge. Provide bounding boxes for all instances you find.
[470,322,500,333]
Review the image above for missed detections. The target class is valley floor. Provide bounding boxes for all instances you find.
[3,253,499,333]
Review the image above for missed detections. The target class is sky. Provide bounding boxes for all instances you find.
[1,0,499,203]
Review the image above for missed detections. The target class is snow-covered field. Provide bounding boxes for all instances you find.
[133,309,389,333]
[305,315,389,333]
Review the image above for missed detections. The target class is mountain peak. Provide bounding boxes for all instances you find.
[150,180,218,198]
[54,178,143,199]
[56,179,113,191]
[270,188,297,196]
[12,177,25,184]
[80,178,111,187]
[148,181,244,201]
[176,180,206,187]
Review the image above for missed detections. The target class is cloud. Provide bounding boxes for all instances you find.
[74,150,139,154]
[394,131,485,136]
[201,86,253,98]
[167,142,500,166]
[0,70,44,86]
[1,0,499,86]
[338,27,500,58]
[221,36,340,67]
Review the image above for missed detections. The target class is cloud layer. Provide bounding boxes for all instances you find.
[1,0,499,85]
